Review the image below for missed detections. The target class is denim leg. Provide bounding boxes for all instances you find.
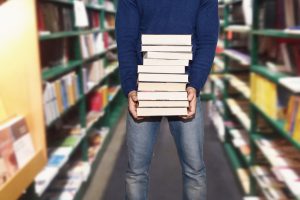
[125,111,161,200]
[168,97,207,200]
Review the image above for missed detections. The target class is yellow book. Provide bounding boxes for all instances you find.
[71,73,77,102]
[250,73,256,103]
[292,97,300,141]
[54,80,64,113]
[65,75,75,106]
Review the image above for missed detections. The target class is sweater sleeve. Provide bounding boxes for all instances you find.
[188,0,219,94]
[115,0,140,96]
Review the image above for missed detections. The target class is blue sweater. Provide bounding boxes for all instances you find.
[115,0,219,96]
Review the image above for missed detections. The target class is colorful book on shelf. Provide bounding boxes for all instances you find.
[0,122,18,179]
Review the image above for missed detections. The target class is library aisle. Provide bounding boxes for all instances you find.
[83,104,243,200]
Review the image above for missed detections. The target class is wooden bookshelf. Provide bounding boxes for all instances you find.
[0,0,47,199]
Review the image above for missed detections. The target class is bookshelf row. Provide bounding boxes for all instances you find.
[210,0,300,199]
[0,0,125,199]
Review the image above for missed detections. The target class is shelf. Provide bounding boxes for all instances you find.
[86,86,121,133]
[225,74,250,99]
[83,43,117,63]
[35,133,86,196]
[200,93,214,101]
[39,28,103,40]
[251,65,288,84]
[223,143,250,194]
[225,99,250,132]
[42,0,105,11]
[47,96,83,127]
[42,60,82,80]
[223,49,251,66]
[252,29,300,39]
[224,0,242,5]
[225,25,251,33]
[0,150,46,200]
[251,103,300,150]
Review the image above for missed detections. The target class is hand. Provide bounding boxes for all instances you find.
[128,90,144,120]
[182,87,197,120]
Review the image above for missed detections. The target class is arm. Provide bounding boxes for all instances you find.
[115,0,140,96]
[188,0,219,94]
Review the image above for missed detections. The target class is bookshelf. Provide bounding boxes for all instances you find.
[211,0,300,199]
[0,1,47,200]
[4,0,124,199]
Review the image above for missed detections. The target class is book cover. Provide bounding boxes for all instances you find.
[0,127,18,177]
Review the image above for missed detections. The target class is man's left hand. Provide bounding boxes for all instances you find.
[182,87,197,120]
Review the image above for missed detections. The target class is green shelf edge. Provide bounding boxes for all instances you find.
[251,65,288,83]
[200,93,214,101]
[224,143,242,169]
[252,29,300,39]
[251,103,300,150]
[226,127,251,166]
[42,0,105,11]
[224,100,250,132]
[39,28,115,41]
[42,60,82,80]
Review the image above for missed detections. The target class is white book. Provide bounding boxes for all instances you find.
[142,34,191,45]
[139,101,189,107]
[279,77,300,93]
[138,82,186,91]
[138,73,188,83]
[137,107,188,116]
[142,45,192,52]
[143,58,189,66]
[145,52,193,60]
[138,65,185,74]
[138,92,187,100]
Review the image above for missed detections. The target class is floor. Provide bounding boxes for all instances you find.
[83,104,243,200]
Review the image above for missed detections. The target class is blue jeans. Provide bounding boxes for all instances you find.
[125,97,206,200]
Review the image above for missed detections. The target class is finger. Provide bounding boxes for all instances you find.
[131,94,138,102]
[187,91,195,101]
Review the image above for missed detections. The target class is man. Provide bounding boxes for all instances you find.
[116,0,219,199]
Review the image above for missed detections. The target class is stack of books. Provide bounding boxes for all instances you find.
[137,34,193,117]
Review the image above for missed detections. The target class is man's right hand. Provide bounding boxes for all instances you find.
[128,90,143,120]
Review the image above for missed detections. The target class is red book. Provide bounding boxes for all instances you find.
[37,2,45,31]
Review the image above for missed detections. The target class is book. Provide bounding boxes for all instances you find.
[9,117,35,168]
[141,45,192,52]
[138,65,185,74]
[137,107,187,116]
[138,73,188,83]
[143,58,189,66]
[0,124,18,178]
[141,34,191,45]
[138,101,189,107]
[138,82,186,91]
[144,52,193,60]
[137,92,187,100]
[279,77,300,93]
